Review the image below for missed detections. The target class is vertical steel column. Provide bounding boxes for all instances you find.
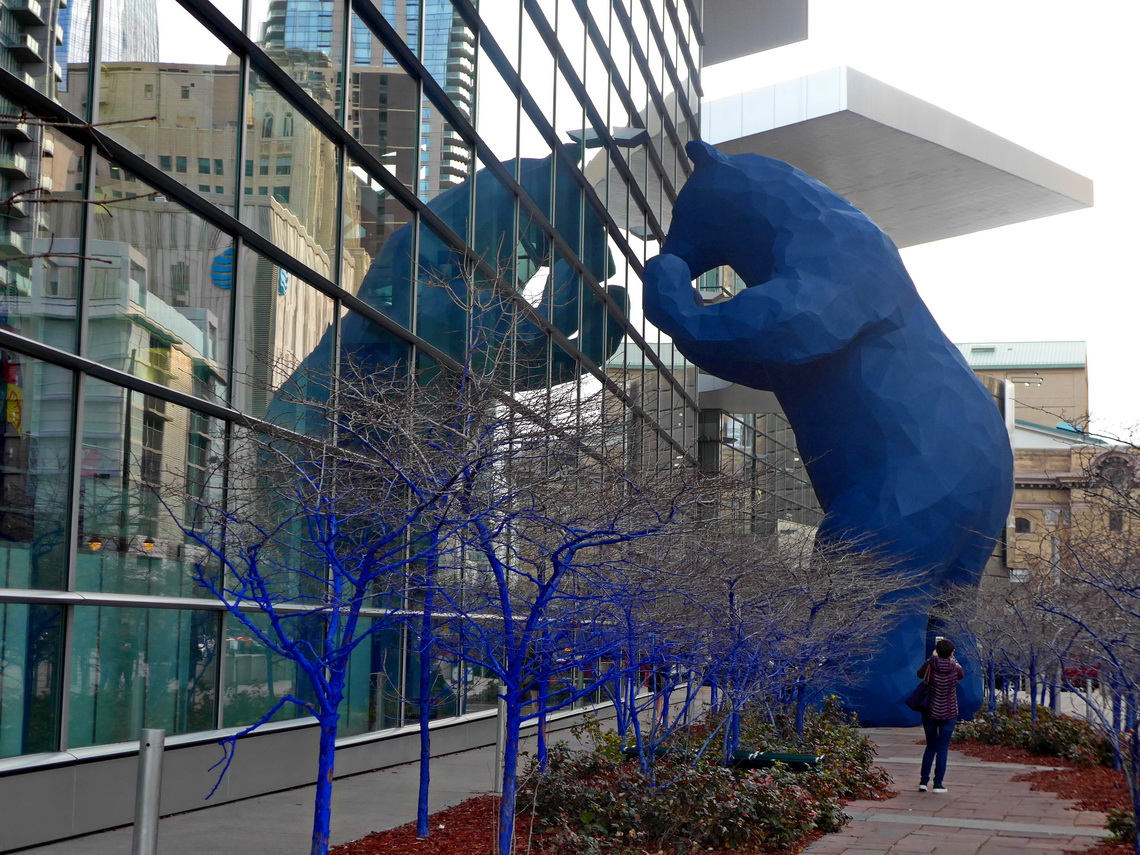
[493,692,507,793]
[130,728,166,855]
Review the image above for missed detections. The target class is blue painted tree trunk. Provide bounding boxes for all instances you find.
[310,708,341,855]
[794,683,808,742]
[986,660,997,715]
[1114,691,1124,771]
[535,674,549,768]
[416,602,434,838]
[1029,657,1038,724]
[1130,727,1140,855]
[497,695,523,855]
[723,710,740,763]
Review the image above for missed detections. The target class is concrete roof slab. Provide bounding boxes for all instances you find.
[703,68,1093,247]
[700,0,809,66]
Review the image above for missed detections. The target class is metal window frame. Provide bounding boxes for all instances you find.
[0,0,708,766]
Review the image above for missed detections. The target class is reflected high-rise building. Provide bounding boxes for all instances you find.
[259,0,473,200]
[57,0,159,65]
[55,0,158,96]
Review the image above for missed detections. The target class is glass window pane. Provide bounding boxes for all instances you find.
[418,114,470,204]
[470,156,526,289]
[344,156,414,327]
[2,130,85,352]
[347,11,419,193]
[26,0,96,111]
[404,617,459,722]
[253,0,346,122]
[471,43,518,164]
[77,380,224,596]
[340,621,402,735]
[375,0,420,59]
[93,0,240,212]
[0,603,63,757]
[519,9,555,130]
[0,356,72,591]
[338,307,411,382]
[231,249,336,423]
[222,611,316,728]
[414,222,466,360]
[423,0,474,122]
[89,158,231,406]
[242,72,339,275]
[68,605,218,747]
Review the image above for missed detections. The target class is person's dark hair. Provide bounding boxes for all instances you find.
[935,638,955,658]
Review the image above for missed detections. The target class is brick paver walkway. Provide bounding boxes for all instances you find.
[805,728,1108,855]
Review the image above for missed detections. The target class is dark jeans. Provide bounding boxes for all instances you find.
[920,716,956,786]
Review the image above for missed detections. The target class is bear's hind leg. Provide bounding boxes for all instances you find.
[834,612,931,727]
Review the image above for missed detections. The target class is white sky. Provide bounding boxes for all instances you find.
[702,0,1140,438]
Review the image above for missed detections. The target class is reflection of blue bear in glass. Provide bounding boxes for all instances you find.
[353,149,624,380]
[645,142,1013,726]
[270,148,627,427]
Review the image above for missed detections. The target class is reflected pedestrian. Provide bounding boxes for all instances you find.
[918,637,964,793]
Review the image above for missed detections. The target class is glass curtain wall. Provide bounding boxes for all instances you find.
[0,0,702,760]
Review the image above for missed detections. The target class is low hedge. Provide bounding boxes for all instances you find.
[518,700,888,854]
[953,702,1114,767]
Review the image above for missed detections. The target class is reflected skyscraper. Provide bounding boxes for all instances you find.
[57,0,159,64]
[260,0,473,199]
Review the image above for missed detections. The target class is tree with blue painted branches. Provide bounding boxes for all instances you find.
[152,360,587,852]
[673,527,907,749]
[1011,445,1140,854]
[155,364,489,855]
[433,417,730,855]
[152,266,674,854]
[584,543,714,773]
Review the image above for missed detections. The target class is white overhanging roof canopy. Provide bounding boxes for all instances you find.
[700,0,809,65]
[702,67,1094,248]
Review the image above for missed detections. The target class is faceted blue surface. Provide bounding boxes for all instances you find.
[645,141,1013,726]
[343,146,625,384]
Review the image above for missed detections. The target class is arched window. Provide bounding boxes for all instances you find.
[1014,517,1032,534]
[282,112,294,137]
[262,112,274,137]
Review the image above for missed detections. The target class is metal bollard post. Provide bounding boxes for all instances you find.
[131,728,165,855]
[493,693,507,794]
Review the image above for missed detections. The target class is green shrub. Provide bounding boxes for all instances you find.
[521,701,892,853]
[1108,811,1135,843]
[1107,808,1135,842]
[954,702,1114,767]
[521,743,828,853]
[738,696,893,800]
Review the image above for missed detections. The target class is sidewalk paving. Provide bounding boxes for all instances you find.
[15,727,1109,855]
[804,727,1108,855]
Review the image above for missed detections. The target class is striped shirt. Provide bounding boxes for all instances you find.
[919,656,964,720]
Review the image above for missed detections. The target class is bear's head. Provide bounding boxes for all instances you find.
[661,141,794,284]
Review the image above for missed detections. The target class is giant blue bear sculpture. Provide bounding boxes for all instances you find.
[644,141,1013,726]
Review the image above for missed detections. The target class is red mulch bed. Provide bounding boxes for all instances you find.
[1072,841,1134,855]
[330,795,503,855]
[953,739,1133,855]
[329,791,833,855]
[952,741,1129,813]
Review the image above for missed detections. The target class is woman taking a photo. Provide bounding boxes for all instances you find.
[917,638,964,792]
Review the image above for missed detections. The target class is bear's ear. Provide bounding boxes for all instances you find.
[685,140,723,169]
